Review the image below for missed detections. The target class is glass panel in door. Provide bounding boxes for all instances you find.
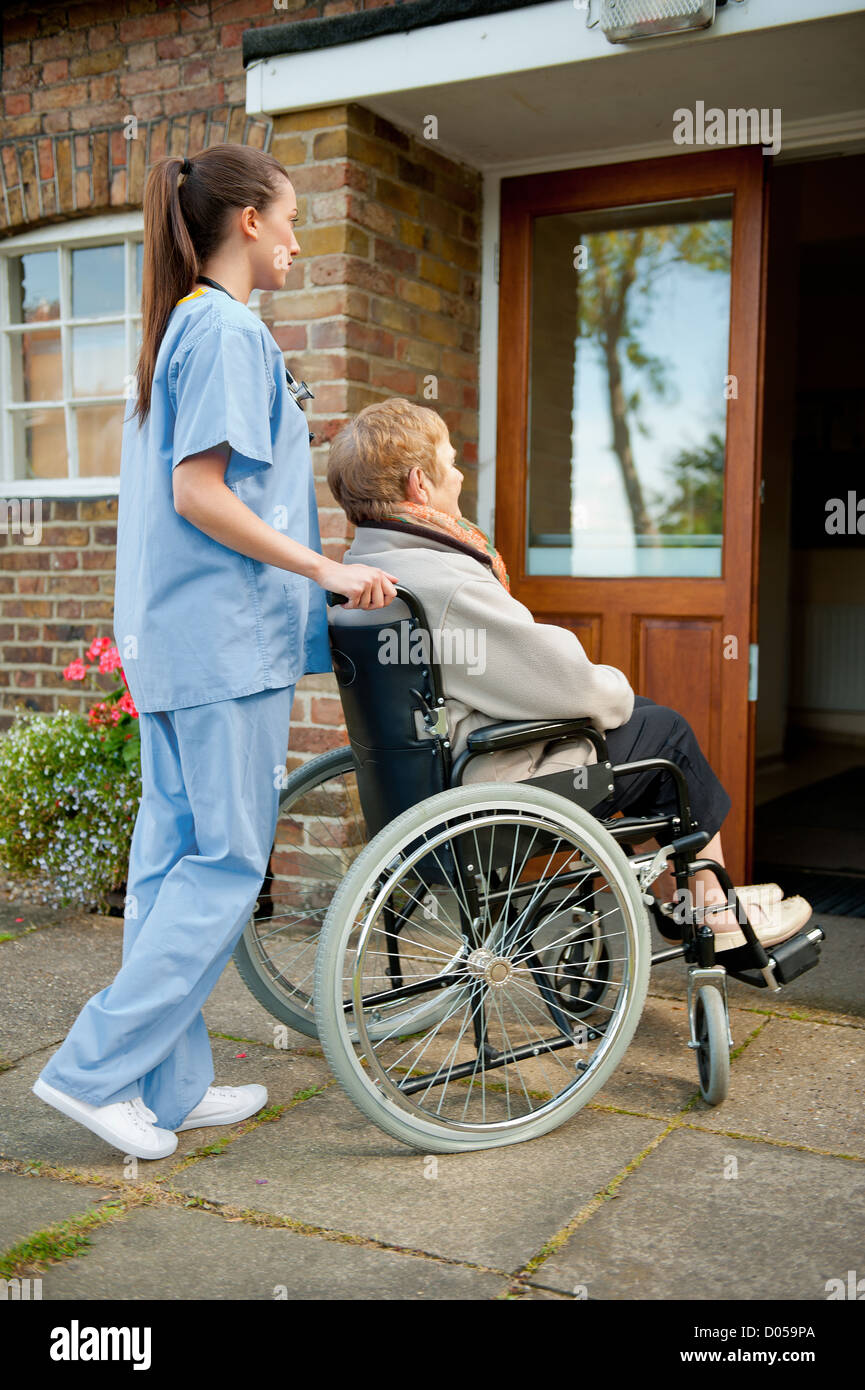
[527,195,733,578]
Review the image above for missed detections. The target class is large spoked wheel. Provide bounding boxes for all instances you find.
[694,985,730,1106]
[232,746,364,1038]
[314,783,651,1153]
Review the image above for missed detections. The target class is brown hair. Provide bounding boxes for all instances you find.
[327,398,449,524]
[132,142,290,425]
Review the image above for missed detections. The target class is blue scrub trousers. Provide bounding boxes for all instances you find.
[37,683,295,1133]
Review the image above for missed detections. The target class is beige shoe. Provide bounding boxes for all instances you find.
[649,883,784,944]
[711,895,813,953]
[734,882,784,905]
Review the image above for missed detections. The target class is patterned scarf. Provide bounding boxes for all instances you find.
[380,500,510,592]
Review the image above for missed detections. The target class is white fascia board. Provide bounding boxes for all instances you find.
[246,0,865,120]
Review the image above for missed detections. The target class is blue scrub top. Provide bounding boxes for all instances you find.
[113,284,332,713]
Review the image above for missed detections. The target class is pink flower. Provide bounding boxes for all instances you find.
[63,658,88,682]
[98,646,123,674]
[88,701,110,727]
[86,636,112,661]
[117,690,138,719]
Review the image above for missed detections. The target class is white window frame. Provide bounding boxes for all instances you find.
[0,211,145,498]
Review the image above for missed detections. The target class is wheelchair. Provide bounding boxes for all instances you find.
[234,586,825,1153]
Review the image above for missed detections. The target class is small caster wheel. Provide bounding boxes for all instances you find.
[694,985,730,1105]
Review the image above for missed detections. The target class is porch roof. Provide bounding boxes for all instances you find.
[242,0,552,62]
[242,0,865,171]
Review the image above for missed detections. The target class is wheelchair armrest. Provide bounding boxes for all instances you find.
[466,717,606,757]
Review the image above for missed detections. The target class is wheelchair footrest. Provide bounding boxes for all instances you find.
[766,925,826,985]
[722,925,825,988]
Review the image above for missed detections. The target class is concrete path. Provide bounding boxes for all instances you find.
[1,898,862,1301]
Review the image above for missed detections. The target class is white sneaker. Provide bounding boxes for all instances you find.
[175,1084,268,1132]
[32,1078,178,1160]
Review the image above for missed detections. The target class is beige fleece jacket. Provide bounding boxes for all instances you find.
[329,523,635,784]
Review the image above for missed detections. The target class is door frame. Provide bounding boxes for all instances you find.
[495,146,768,882]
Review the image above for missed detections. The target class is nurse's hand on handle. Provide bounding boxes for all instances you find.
[319,561,399,612]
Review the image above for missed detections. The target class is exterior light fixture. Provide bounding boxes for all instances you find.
[599,0,718,44]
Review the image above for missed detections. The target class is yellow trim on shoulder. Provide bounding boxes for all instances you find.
[174,285,211,305]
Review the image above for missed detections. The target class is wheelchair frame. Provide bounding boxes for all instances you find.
[238,583,825,1150]
[328,585,824,1001]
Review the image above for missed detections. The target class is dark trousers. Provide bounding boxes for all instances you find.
[592,696,731,840]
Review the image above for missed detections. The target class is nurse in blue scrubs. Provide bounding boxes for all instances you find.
[32,144,398,1160]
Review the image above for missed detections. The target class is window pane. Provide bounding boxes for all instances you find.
[75,403,123,477]
[71,324,126,397]
[527,196,732,578]
[135,241,143,303]
[71,244,124,317]
[19,407,68,480]
[8,251,60,324]
[10,328,63,402]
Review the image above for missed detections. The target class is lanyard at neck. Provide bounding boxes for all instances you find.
[194,277,316,442]
[195,274,235,299]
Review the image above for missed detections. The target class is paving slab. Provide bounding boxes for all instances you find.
[648,913,865,1021]
[531,1128,865,1300]
[203,955,313,1049]
[0,1035,332,1183]
[0,907,316,1065]
[0,1170,116,1255]
[589,995,760,1118]
[0,917,127,1064]
[692,1014,865,1156]
[167,1083,665,1270]
[36,1204,508,1300]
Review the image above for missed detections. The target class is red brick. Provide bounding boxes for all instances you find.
[310,696,346,726]
[46,574,99,593]
[31,33,78,62]
[3,41,32,68]
[32,82,90,113]
[5,94,31,117]
[90,24,119,53]
[4,65,39,93]
[3,646,53,664]
[0,553,51,574]
[119,65,180,97]
[42,59,70,83]
[116,13,180,43]
[287,727,349,755]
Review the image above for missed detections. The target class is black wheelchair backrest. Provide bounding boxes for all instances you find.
[327,588,451,840]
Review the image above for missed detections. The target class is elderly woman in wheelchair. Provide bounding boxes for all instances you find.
[233,397,825,1154]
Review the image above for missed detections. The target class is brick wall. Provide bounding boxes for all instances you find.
[1,0,305,140]
[0,2,483,746]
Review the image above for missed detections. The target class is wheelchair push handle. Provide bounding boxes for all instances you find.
[325,583,431,629]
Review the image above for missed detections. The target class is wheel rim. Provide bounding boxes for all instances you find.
[332,800,646,1136]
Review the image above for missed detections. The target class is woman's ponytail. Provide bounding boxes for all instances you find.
[131,142,290,426]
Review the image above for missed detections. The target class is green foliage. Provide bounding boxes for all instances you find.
[0,708,141,913]
[655,432,725,535]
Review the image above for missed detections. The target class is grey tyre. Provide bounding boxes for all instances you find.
[694,985,730,1105]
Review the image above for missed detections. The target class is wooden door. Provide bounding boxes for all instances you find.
[496,148,768,883]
